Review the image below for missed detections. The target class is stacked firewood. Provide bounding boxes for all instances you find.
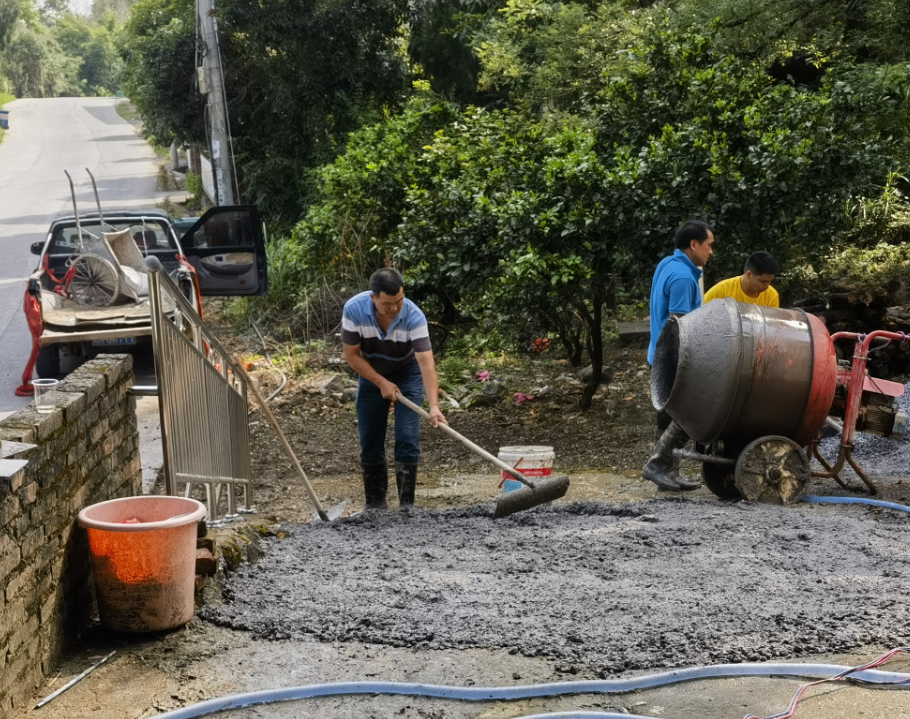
[792,278,910,379]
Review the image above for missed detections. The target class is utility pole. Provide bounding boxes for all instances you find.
[196,0,234,205]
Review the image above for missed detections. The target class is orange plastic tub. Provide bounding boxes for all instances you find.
[78,496,207,632]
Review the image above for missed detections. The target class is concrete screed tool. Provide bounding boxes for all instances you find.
[394,393,570,517]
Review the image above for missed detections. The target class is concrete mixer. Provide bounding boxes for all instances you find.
[651,298,908,504]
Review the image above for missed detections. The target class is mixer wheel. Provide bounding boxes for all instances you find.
[701,461,741,500]
[734,436,810,505]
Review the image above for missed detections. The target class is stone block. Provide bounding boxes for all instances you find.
[7,614,39,657]
[0,425,35,446]
[35,411,64,443]
[312,374,346,394]
[0,459,29,491]
[0,541,21,585]
[5,564,35,602]
[197,536,215,552]
[66,438,88,468]
[0,651,32,704]
[83,404,100,428]
[0,494,21,528]
[37,581,57,622]
[19,526,44,561]
[9,512,31,540]
[60,371,108,401]
[56,391,87,425]
[90,422,105,445]
[195,547,217,575]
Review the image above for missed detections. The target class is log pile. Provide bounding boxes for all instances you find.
[792,278,910,379]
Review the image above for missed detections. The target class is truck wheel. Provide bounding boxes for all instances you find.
[36,346,61,378]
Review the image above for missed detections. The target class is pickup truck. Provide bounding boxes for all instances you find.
[23,205,268,381]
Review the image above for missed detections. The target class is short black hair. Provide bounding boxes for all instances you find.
[744,252,780,276]
[369,268,404,297]
[674,220,714,251]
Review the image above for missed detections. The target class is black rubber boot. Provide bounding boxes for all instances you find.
[395,462,418,507]
[361,462,389,509]
[642,421,700,491]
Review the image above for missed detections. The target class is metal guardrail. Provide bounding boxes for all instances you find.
[145,256,253,522]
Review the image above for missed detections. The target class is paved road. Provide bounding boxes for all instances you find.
[0,97,161,411]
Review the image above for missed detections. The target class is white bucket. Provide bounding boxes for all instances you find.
[498,445,554,493]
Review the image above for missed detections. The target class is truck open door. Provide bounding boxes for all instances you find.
[177,206,268,296]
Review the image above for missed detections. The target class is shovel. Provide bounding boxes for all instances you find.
[394,393,570,518]
[234,361,346,522]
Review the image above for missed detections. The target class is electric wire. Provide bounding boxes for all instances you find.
[743,647,910,719]
[150,663,910,718]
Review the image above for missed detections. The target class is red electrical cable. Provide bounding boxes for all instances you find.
[744,647,910,719]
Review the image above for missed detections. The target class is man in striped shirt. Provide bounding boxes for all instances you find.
[342,268,447,509]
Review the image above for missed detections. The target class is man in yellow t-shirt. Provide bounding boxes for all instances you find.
[704,251,780,307]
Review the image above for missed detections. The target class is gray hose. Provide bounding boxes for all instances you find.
[151,664,910,718]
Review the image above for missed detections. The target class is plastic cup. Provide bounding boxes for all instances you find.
[32,378,59,413]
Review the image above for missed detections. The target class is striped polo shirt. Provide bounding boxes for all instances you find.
[341,291,432,376]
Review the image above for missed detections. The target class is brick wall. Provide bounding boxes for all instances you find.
[0,355,141,717]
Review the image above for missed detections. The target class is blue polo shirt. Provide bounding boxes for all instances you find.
[341,291,432,376]
[647,250,702,365]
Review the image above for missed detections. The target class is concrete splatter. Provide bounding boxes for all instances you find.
[203,499,910,675]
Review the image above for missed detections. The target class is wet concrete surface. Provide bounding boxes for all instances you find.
[22,469,910,719]
[204,498,910,675]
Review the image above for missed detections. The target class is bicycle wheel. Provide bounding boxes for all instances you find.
[68,254,120,307]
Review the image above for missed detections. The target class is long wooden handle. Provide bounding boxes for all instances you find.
[234,361,330,521]
[394,393,531,485]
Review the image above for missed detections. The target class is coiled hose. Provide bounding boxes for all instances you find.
[152,663,910,719]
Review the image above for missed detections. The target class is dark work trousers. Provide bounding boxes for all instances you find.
[356,360,424,465]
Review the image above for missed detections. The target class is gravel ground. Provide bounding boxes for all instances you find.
[817,380,909,478]
[203,498,910,676]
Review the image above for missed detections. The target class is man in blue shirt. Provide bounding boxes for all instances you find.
[643,220,715,490]
[342,268,447,509]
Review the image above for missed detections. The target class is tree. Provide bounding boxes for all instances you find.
[0,0,18,52]
[215,0,411,225]
[394,107,614,405]
[408,0,505,105]
[387,19,910,408]
[675,0,910,65]
[56,11,121,94]
[3,25,81,96]
[117,0,203,144]
[279,86,460,311]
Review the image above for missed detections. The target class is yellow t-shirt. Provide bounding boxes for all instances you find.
[704,276,780,307]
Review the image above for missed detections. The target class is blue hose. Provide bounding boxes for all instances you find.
[153,664,910,718]
[803,495,910,514]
